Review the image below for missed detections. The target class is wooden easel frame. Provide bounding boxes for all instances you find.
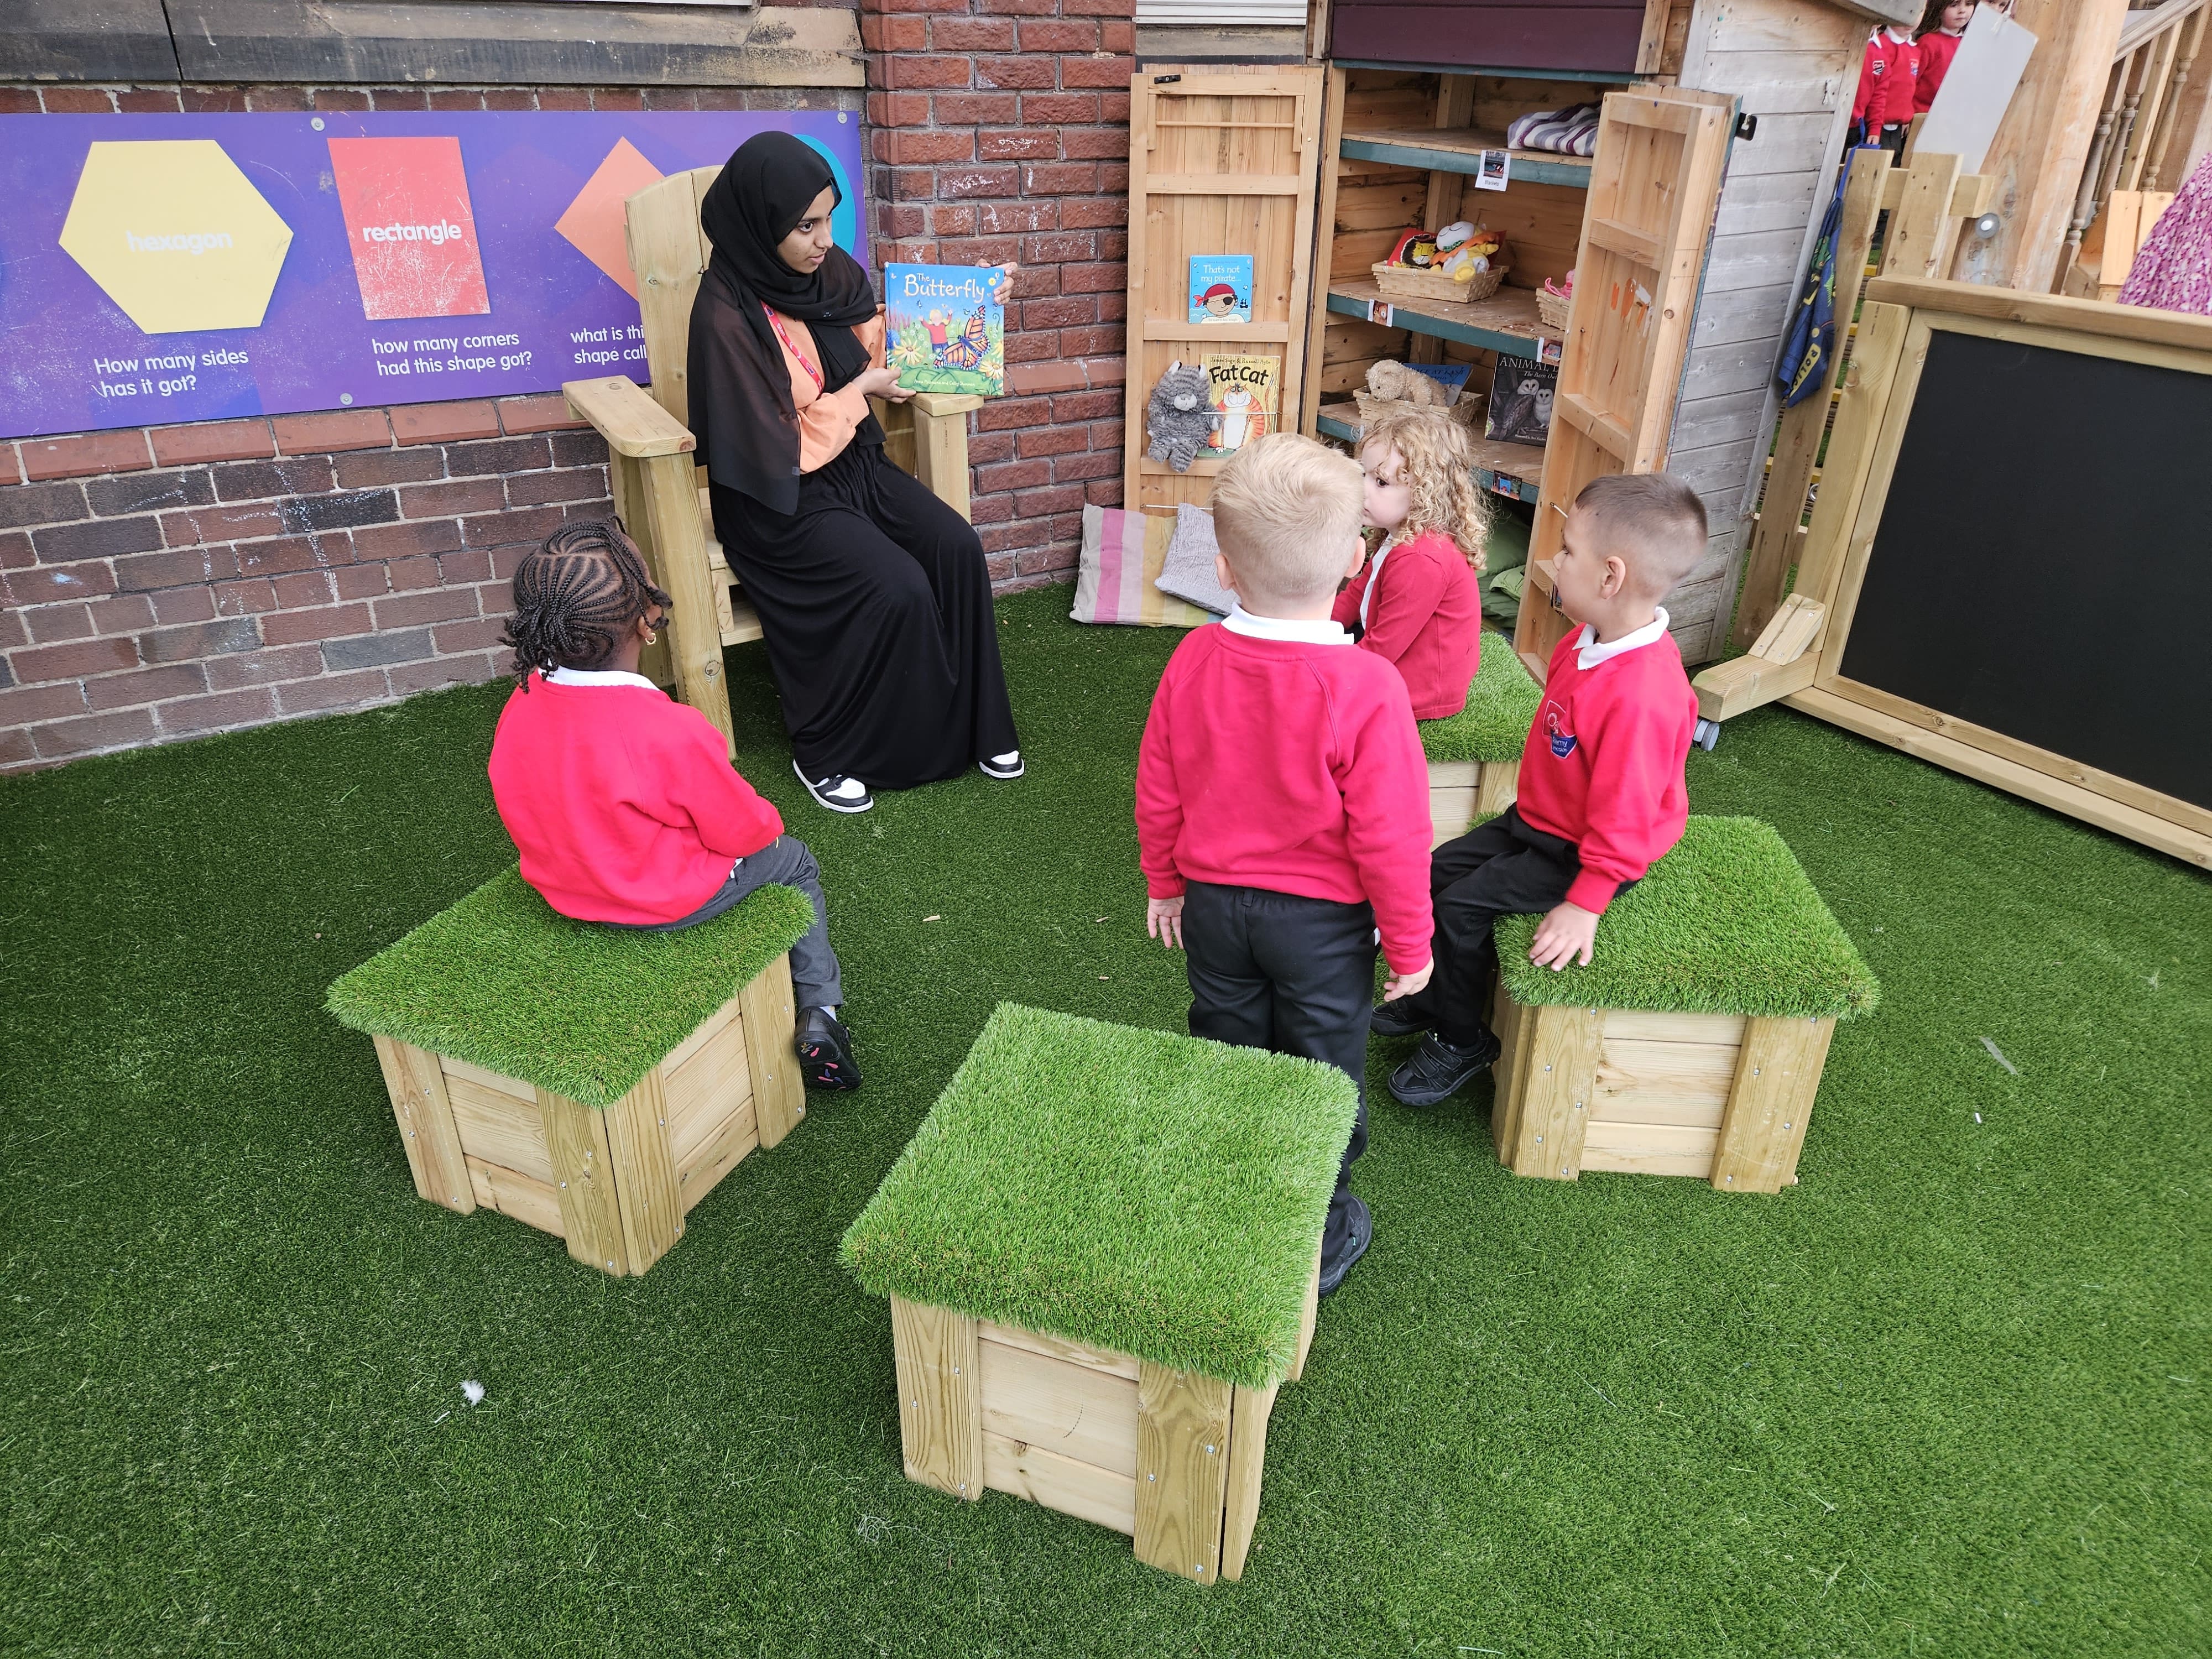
[1707,276,2212,869]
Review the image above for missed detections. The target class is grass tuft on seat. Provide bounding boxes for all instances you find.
[325,868,815,1107]
[1496,815,1881,1022]
[1418,632,1542,764]
[841,1003,1356,1389]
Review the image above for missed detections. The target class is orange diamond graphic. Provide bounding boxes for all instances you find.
[555,138,666,298]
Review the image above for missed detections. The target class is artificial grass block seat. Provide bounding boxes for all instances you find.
[841,1004,1357,1584]
[1421,635,1541,847]
[1485,816,1880,1192]
[327,868,817,1276]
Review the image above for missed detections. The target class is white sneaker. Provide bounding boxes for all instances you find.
[793,758,874,813]
[979,750,1024,780]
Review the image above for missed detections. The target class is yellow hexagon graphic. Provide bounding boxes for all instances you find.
[59,140,294,335]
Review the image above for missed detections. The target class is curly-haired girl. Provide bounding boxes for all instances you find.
[487,520,859,1089]
[1330,403,1489,719]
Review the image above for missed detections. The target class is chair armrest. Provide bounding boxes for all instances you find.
[562,376,696,458]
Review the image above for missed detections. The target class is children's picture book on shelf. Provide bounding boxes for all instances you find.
[1405,361,1474,406]
[884,264,1005,396]
[1485,353,1556,446]
[1188,255,1254,325]
[1199,353,1278,457]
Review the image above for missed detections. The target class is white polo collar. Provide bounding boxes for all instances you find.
[1574,607,1670,670]
[544,667,664,691]
[1222,604,1353,646]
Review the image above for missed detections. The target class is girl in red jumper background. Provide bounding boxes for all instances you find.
[1331,404,1488,719]
[487,521,859,1091]
[1914,0,1974,115]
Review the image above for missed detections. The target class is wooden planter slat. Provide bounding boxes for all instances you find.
[890,1295,984,1501]
[371,952,802,1274]
[1427,756,1521,847]
[1134,1363,1235,1584]
[1493,984,1838,1191]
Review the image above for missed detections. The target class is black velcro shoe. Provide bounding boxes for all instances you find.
[1317,1194,1371,1298]
[795,1006,862,1091]
[1387,1029,1503,1107]
[1370,999,1433,1039]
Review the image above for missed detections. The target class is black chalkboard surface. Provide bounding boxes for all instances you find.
[1838,327,2212,810]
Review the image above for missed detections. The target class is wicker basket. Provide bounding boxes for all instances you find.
[1371,260,1509,307]
[1355,388,1483,429]
[1536,288,1573,333]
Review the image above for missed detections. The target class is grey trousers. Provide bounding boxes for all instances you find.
[624,835,843,1009]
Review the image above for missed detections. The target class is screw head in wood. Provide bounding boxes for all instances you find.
[1148,1472,1156,1481]
[1544,1063,1553,1072]
[560,1181,567,1188]
[1535,1134,1543,1142]
[1205,1444,1215,1454]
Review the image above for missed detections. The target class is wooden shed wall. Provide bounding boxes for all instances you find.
[1655,0,1867,661]
[1329,0,1651,74]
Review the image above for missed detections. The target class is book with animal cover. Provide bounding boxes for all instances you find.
[1187,255,1254,325]
[1199,353,1279,458]
[1485,353,1556,446]
[884,264,1005,396]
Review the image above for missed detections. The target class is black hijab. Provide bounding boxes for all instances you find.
[687,132,881,513]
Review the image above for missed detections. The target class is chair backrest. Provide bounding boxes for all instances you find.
[623,166,721,434]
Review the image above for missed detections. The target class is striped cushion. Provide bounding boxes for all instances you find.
[1070,503,1217,628]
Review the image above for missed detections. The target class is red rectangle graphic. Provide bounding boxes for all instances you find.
[328,136,491,321]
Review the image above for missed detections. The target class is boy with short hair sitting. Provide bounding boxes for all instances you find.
[1379,472,1704,1105]
[488,520,859,1091]
[1136,434,1434,1296]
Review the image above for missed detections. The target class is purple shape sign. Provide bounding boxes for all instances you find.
[0,112,868,440]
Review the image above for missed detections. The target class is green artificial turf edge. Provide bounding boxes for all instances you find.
[1418,631,1542,764]
[841,1003,1357,1389]
[1496,815,1882,1021]
[324,867,815,1107]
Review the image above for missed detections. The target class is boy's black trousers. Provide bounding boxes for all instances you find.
[1394,805,1587,1047]
[1182,881,1374,1274]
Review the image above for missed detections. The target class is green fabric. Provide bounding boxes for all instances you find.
[325,867,815,1107]
[1480,510,1530,624]
[841,1004,1354,1389]
[1418,634,1542,764]
[1496,815,1880,1021]
[3,583,2206,1654]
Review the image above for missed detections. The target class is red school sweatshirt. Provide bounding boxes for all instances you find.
[1514,612,1698,915]
[1135,613,1435,973]
[487,670,784,925]
[1327,527,1485,719]
[1914,27,1963,116]
[1852,29,1923,132]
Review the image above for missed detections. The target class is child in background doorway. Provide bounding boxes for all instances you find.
[1378,473,1703,1107]
[1850,20,1923,152]
[487,520,860,1091]
[1332,404,1488,719]
[1137,433,1434,1297]
[1914,0,1974,114]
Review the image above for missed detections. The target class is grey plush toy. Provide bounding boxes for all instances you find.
[1145,360,1215,472]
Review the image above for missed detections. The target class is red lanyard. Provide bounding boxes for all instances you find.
[764,307,825,393]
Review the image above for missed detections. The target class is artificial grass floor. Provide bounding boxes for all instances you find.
[1,583,2205,1656]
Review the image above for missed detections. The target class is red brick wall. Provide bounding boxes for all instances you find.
[861,0,1135,587]
[0,396,612,770]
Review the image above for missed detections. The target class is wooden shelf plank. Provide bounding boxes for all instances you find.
[1326,278,1553,359]
[1339,127,1593,190]
[1314,403,1544,503]
[1141,319,1296,343]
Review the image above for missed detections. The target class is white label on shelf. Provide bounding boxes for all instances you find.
[1475,150,1510,192]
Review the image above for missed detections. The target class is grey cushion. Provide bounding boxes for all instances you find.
[1154,503,1235,616]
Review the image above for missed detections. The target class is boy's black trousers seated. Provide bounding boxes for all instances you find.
[1392,805,1587,1048]
[1182,881,1373,1275]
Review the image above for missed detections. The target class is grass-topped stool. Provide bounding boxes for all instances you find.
[1489,817,1880,1192]
[841,1004,1356,1584]
[327,869,817,1276]
[1421,637,1541,848]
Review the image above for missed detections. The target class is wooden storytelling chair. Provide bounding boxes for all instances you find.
[561,167,984,758]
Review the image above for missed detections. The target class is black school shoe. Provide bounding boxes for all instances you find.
[792,758,874,814]
[795,1006,862,1091]
[1387,1029,1503,1107]
[977,749,1024,780]
[1369,998,1433,1039]
[1317,1194,1372,1298]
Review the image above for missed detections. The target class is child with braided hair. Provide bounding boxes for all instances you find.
[488,520,860,1090]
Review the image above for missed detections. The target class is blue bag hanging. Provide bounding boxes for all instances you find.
[1775,148,1869,409]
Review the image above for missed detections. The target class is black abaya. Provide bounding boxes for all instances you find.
[711,441,1019,790]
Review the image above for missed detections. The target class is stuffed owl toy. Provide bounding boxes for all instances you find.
[1146,361,1215,472]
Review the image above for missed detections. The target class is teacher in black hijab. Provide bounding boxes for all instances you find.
[687,132,1022,815]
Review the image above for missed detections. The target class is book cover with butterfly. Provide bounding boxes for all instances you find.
[884,264,1005,396]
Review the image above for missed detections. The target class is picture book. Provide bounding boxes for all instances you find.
[1199,353,1278,458]
[1405,361,1474,406]
[884,263,1005,396]
[1188,254,1254,325]
[1485,352,1556,446]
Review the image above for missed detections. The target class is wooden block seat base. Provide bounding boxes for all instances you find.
[1421,637,1542,848]
[844,1005,1351,1583]
[330,871,816,1276]
[1485,817,1880,1193]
